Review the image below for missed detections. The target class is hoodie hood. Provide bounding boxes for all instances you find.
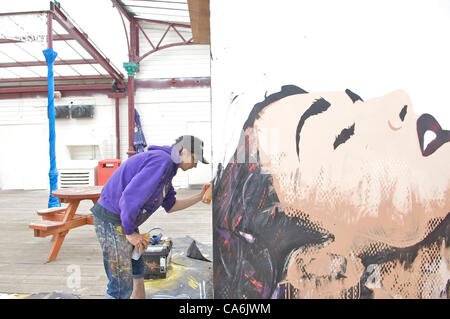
[147,144,180,166]
[97,143,179,235]
[147,145,172,154]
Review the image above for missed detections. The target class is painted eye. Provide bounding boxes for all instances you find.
[399,105,407,121]
[345,89,363,103]
[333,123,355,150]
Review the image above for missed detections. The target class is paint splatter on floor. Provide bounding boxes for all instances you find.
[144,236,213,299]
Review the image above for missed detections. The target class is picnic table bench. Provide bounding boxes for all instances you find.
[29,186,102,263]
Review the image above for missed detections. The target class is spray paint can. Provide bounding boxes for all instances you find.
[131,228,163,260]
[202,184,212,204]
[131,234,149,260]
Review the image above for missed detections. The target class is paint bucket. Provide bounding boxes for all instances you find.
[202,184,212,204]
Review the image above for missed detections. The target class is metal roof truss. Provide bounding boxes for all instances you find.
[0,2,125,98]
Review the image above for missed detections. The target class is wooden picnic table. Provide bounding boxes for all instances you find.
[29,186,103,263]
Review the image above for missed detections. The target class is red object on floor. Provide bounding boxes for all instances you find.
[97,159,121,186]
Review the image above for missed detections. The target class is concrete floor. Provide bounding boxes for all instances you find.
[0,188,212,299]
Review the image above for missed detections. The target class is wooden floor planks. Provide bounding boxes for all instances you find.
[0,188,212,298]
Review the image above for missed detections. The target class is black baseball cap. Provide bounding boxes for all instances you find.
[174,135,209,164]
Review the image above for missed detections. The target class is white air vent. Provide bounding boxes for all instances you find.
[59,169,95,188]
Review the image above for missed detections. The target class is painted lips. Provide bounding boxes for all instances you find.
[417,113,450,157]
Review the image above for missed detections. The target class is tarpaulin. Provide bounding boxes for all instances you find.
[133,109,147,153]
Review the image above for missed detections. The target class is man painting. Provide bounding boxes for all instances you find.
[92,135,210,299]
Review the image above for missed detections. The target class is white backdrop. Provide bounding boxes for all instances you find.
[210,0,450,168]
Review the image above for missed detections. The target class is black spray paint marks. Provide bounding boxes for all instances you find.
[333,123,356,150]
[243,85,307,129]
[359,214,449,269]
[399,105,408,121]
[295,97,332,158]
[213,160,332,298]
[213,85,334,299]
[345,88,364,103]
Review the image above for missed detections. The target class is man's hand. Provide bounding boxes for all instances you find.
[125,233,150,254]
[167,184,212,213]
[199,183,211,199]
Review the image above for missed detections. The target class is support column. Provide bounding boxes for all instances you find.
[123,62,139,158]
[115,98,120,159]
[44,9,60,208]
[108,92,126,160]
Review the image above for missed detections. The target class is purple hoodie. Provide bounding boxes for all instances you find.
[98,145,179,235]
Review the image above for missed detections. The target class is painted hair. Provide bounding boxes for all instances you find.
[212,85,332,298]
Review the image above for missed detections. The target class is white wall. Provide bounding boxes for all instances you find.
[0,85,212,190]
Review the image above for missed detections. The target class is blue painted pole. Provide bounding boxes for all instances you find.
[43,48,60,208]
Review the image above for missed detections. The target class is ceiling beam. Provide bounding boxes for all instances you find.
[187,0,210,44]
[135,76,210,89]
[0,10,48,17]
[135,17,191,28]
[0,83,112,94]
[0,75,113,83]
[0,89,111,100]
[111,0,133,21]
[0,59,98,68]
[0,33,89,44]
[138,40,194,63]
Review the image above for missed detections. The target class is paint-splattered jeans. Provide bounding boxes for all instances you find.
[93,215,145,299]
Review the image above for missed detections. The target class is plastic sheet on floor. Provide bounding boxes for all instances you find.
[144,236,213,299]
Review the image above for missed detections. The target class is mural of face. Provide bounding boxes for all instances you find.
[213,85,450,299]
[253,89,449,250]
